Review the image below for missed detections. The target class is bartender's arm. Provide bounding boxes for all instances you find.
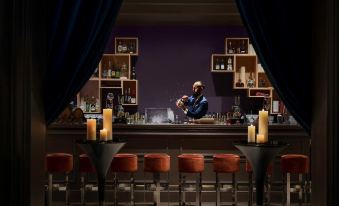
[184,102,208,119]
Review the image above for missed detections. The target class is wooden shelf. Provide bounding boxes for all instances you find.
[225,38,249,55]
[115,37,139,55]
[248,88,272,98]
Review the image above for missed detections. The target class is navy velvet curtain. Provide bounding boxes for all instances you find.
[46,0,123,124]
[235,0,311,134]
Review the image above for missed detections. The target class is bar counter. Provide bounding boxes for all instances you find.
[46,123,310,203]
[47,123,310,161]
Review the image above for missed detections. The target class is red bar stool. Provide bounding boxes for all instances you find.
[144,153,170,206]
[111,153,138,206]
[281,154,310,206]
[246,160,273,206]
[213,154,240,206]
[45,153,73,206]
[79,154,96,205]
[178,154,204,206]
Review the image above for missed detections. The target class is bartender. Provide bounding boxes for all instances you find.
[176,81,208,119]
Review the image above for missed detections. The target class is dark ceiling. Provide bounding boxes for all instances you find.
[115,0,243,26]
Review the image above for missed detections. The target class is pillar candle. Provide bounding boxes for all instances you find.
[86,119,96,140]
[100,129,107,141]
[240,66,246,84]
[248,124,256,143]
[103,108,113,140]
[256,134,265,144]
[259,109,269,143]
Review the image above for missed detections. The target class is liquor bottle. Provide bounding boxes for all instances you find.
[107,61,112,78]
[129,42,135,54]
[85,95,90,112]
[106,93,114,109]
[120,62,128,79]
[93,66,99,77]
[90,96,96,112]
[102,64,107,78]
[131,66,136,80]
[111,64,116,78]
[127,88,131,103]
[220,58,225,70]
[227,57,233,71]
[117,41,123,53]
[122,42,128,53]
[130,89,136,104]
[240,40,246,53]
[115,66,121,78]
[124,89,128,104]
[228,41,234,54]
[247,72,255,88]
[215,58,220,70]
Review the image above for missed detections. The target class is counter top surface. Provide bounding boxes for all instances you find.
[47,123,308,138]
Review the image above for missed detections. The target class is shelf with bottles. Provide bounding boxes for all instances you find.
[115,37,138,55]
[211,54,234,72]
[248,88,272,98]
[122,80,138,105]
[233,55,257,89]
[100,54,131,80]
[255,64,272,88]
[77,80,101,113]
[225,38,249,55]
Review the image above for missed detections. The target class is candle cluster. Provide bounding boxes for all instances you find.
[247,109,269,144]
[86,108,113,141]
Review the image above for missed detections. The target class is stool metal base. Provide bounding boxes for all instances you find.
[179,173,202,206]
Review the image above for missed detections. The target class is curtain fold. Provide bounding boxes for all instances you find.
[235,0,311,134]
[46,0,123,124]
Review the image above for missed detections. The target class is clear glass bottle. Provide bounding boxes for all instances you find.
[120,62,128,79]
[227,57,233,71]
[117,41,123,53]
[131,66,136,79]
[220,58,225,70]
[107,61,112,78]
[215,58,220,70]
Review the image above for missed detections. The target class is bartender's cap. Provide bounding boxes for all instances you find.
[193,81,206,90]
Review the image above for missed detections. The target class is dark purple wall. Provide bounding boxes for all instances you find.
[105,26,263,118]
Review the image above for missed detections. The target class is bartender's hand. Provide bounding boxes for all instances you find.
[176,95,189,109]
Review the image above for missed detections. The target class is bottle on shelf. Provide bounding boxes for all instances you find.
[111,64,116,78]
[129,42,135,54]
[106,93,114,109]
[117,41,123,53]
[240,40,246,53]
[115,66,121,79]
[124,89,128,104]
[215,58,220,70]
[85,95,91,112]
[90,96,96,112]
[130,88,136,104]
[228,41,234,54]
[220,58,225,70]
[131,66,136,79]
[127,88,131,103]
[120,62,128,79]
[93,66,99,77]
[102,64,107,78]
[107,61,112,78]
[235,79,244,87]
[247,72,255,88]
[122,42,128,53]
[227,57,233,71]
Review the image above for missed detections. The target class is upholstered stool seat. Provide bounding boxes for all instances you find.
[144,153,170,206]
[213,154,240,206]
[178,154,205,206]
[111,153,138,206]
[281,154,310,206]
[45,153,73,206]
[46,153,73,173]
[178,154,204,173]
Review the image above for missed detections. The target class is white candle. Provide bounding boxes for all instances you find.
[240,66,246,84]
[248,124,256,143]
[100,129,108,141]
[86,119,96,140]
[259,109,269,143]
[103,109,113,140]
[256,134,265,143]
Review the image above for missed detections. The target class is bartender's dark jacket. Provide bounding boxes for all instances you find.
[185,95,208,119]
